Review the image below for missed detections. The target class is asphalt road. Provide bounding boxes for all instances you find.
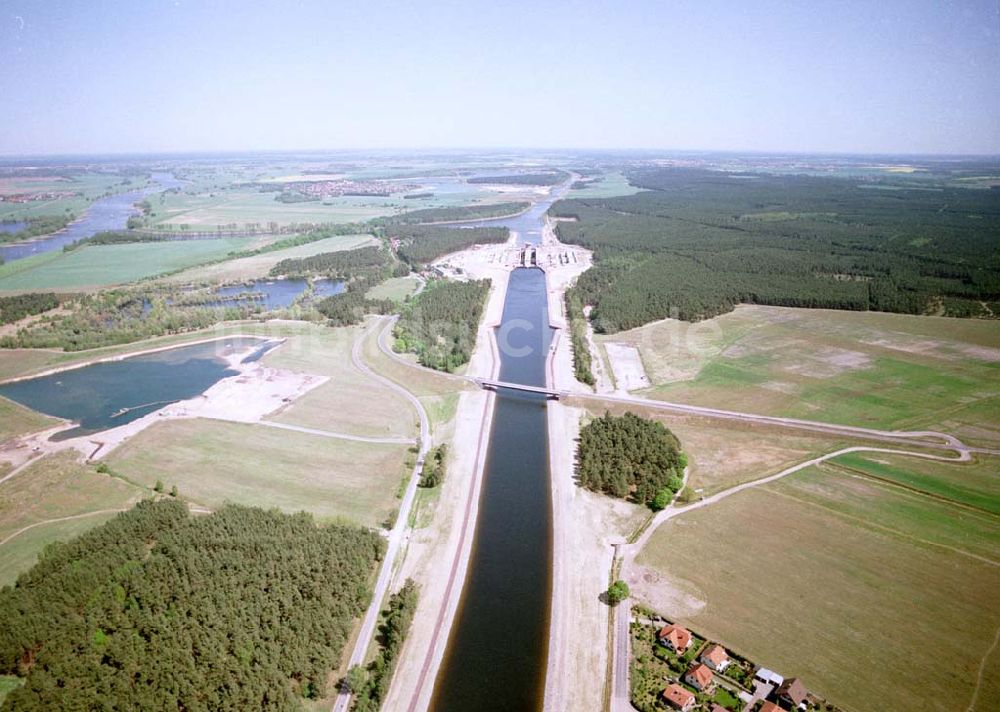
[331,318,431,712]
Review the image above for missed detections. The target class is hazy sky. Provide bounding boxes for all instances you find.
[2,0,998,155]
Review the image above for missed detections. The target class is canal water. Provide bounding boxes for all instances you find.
[430,266,554,711]
[0,337,268,440]
[0,172,183,263]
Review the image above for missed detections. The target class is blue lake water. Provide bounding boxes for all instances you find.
[0,221,28,235]
[0,337,269,440]
[0,172,183,263]
[208,278,344,309]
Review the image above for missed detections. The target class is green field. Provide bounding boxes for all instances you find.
[635,465,1000,712]
[613,305,1000,438]
[161,233,376,284]
[830,451,1000,515]
[566,171,641,198]
[107,418,409,527]
[262,322,417,438]
[0,395,59,444]
[0,238,265,291]
[0,451,144,585]
[365,275,421,302]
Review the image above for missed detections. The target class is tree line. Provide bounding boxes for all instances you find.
[554,167,1000,332]
[467,172,566,186]
[347,579,418,712]
[393,279,490,371]
[576,411,685,507]
[380,202,528,225]
[0,215,74,244]
[418,444,448,488]
[0,500,384,710]
[0,293,60,326]
[388,225,508,268]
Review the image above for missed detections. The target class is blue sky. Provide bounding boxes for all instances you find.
[1,0,998,155]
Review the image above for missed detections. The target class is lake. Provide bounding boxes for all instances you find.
[0,337,269,440]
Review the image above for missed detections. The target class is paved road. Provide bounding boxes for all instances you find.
[610,595,633,712]
[256,419,416,445]
[331,318,431,712]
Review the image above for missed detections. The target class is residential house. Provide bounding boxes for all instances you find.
[684,662,715,692]
[657,623,693,653]
[661,683,696,712]
[754,667,784,687]
[777,677,809,709]
[701,644,730,672]
[758,702,782,712]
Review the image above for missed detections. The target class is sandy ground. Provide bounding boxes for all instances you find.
[604,342,651,393]
[0,339,326,478]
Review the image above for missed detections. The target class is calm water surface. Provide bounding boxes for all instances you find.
[0,337,268,440]
[430,267,553,712]
[0,172,183,263]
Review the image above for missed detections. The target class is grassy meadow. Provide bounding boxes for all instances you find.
[161,232,376,284]
[0,451,145,585]
[635,463,1000,712]
[0,395,59,443]
[262,322,417,438]
[106,418,409,527]
[608,305,1000,438]
[0,238,262,291]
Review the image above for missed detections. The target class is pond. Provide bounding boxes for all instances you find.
[207,278,344,309]
[0,337,271,440]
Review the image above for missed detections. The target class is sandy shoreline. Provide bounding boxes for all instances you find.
[0,333,272,385]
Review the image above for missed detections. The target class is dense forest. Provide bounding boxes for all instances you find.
[576,411,684,506]
[383,202,528,225]
[0,293,60,325]
[270,245,389,277]
[348,579,418,712]
[394,279,489,371]
[0,215,74,244]
[389,225,508,268]
[554,168,1000,331]
[467,172,566,186]
[0,500,383,711]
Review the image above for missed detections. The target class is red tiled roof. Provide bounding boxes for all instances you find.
[661,683,695,709]
[760,702,783,712]
[657,623,692,650]
[702,644,728,666]
[686,663,714,688]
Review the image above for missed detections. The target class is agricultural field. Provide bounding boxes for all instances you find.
[152,189,407,227]
[161,232,376,284]
[365,275,421,302]
[106,418,410,527]
[0,395,58,443]
[633,463,1000,712]
[262,322,417,438]
[607,305,1000,438]
[0,237,266,291]
[0,451,145,585]
[566,171,641,198]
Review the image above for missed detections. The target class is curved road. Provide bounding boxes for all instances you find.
[332,317,431,712]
